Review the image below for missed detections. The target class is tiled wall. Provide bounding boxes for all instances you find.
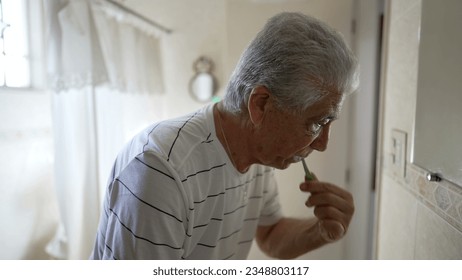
[376,0,462,259]
[407,165,462,234]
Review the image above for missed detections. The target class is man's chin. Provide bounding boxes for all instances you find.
[274,159,296,170]
[259,157,300,170]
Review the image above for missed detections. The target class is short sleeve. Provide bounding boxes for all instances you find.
[92,152,188,259]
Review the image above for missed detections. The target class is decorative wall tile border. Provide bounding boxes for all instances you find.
[388,163,462,233]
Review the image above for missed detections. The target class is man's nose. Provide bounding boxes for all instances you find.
[309,124,331,152]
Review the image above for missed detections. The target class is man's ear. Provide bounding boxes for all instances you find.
[248,86,271,126]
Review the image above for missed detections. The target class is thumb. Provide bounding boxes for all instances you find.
[318,219,345,242]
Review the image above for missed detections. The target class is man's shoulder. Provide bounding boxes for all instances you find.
[116,105,217,171]
[144,107,214,157]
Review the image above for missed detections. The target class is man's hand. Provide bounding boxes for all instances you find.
[255,177,355,259]
[300,179,354,242]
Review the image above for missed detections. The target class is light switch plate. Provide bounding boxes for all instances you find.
[391,129,407,178]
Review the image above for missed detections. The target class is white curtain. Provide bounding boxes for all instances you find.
[44,0,165,259]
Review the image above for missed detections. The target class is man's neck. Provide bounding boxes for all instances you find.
[214,103,255,173]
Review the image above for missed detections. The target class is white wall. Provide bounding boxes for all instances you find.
[127,0,228,118]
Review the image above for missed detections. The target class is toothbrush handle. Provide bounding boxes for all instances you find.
[305,173,315,181]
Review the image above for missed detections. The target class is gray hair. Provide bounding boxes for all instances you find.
[223,12,359,115]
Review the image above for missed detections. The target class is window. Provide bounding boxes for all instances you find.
[0,0,30,87]
[0,0,44,89]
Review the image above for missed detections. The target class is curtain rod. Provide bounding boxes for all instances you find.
[105,0,172,34]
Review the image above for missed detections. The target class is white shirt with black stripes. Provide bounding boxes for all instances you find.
[90,103,282,260]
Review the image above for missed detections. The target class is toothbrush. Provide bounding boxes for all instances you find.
[301,158,315,181]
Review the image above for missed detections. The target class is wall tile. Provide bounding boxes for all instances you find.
[457,201,462,223]
[389,0,420,22]
[415,204,462,259]
[434,186,451,211]
[376,175,417,259]
[415,173,437,205]
[381,0,422,175]
[408,165,462,232]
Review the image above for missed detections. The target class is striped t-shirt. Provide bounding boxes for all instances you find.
[90,103,283,260]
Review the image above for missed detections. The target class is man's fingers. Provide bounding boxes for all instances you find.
[300,181,353,202]
[306,192,355,214]
[299,180,355,242]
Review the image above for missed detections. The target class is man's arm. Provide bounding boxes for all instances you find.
[256,217,327,259]
[93,153,188,260]
[256,180,354,259]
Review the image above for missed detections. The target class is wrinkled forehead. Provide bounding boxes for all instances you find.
[307,74,345,107]
[306,92,345,120]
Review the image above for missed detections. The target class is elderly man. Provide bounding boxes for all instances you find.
[91,11,358,260]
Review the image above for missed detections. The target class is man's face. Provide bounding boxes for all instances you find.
[253,93,344,169]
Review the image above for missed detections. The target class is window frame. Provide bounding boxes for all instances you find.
[0,0,46,91]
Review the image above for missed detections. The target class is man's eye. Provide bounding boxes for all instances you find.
[305,117,334,136]
[319,117,335,127]
[314,123,322,130]
[319,118,332,126]
[306,123,322,135]
[310,118,333,133]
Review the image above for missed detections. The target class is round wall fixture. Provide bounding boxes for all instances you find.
[189,56,218,103]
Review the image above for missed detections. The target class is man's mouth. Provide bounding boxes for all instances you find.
[292,156,305,162]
